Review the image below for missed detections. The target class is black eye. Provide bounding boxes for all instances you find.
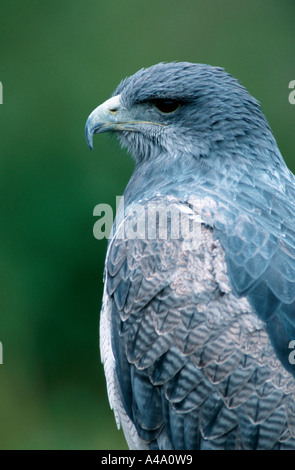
[153,99,180,114]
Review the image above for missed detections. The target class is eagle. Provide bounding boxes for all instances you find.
[85,62,295,450]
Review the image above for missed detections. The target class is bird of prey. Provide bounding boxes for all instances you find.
[85,62,295,450]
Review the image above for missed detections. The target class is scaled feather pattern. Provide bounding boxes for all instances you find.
[85,62,295,450]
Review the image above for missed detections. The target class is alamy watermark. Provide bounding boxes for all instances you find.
[0,81,2,104]
[0,341,3,364]
[288,340,295,365]
[288,80,295,104]
[93,196,202,249]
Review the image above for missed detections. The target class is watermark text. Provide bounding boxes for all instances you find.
[93,196,202,249]
[288,80,295,104]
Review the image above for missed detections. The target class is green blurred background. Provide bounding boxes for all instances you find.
[0,0,294,450]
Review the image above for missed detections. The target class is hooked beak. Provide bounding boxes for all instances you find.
[85,93,166,150]
[85,94,122,150]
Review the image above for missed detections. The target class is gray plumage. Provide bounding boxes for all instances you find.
[85,62,295,450]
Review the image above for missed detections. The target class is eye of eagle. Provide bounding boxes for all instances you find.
[153,99,181,114]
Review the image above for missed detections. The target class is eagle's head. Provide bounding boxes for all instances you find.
[85,62,275,164]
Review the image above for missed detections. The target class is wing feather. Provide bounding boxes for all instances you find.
[101,195,295,449]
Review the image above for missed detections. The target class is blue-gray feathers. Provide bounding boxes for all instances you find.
[88,62,295,449]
